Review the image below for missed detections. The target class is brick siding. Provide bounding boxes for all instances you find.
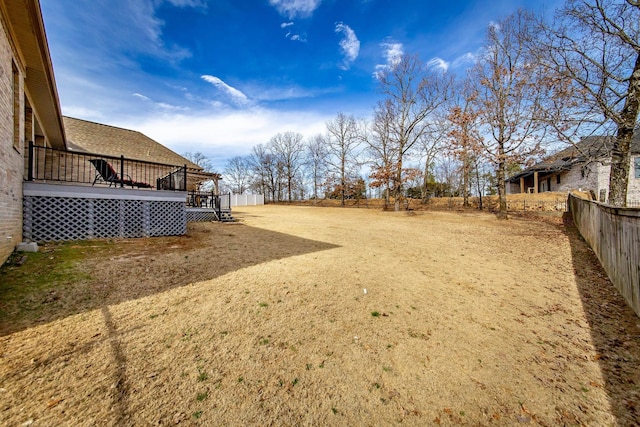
[0,13,25,265]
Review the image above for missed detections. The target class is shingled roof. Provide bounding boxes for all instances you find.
[508,133,640,182]
[63,116,202,170]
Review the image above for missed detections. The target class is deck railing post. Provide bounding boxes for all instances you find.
[120,155,125,188]
[27,141,34,181]
[183,165,187,191]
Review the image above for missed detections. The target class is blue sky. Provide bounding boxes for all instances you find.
[41,0,563,171]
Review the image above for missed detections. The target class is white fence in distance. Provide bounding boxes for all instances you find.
[230,194,264,207]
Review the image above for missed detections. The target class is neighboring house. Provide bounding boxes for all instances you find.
[1,0,224,266]
[0,0,66,264]
[506,133,640,204]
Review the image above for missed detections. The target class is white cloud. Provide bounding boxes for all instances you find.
[244,83,339,101]
[427,57,449,72]
[61,106,106,121]
[335,23,360,70]
[281,22,306,42]
[269,0,321,19]
[201,75,250,105]
[133,92,189,111]
[373,42,404,79]
[123,108,331,170]
[451,52,477,68]
[133,93,152,102]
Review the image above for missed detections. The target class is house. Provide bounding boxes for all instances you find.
[63,116,220,193]
[0,0,66,264]
[1,0,226,266]
[506,134,640,204]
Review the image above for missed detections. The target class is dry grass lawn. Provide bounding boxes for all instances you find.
[1,205,639,426]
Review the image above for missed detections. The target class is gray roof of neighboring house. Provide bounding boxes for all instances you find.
[63,116,202,170]
[507,132,640,182]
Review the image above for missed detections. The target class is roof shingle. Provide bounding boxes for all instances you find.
[63,116,202,170]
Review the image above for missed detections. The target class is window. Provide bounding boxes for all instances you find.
[12,61,20,152]
[556,174,561,184]
[635,157,640,179]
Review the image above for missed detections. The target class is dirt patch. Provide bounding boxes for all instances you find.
[1,206,639,426]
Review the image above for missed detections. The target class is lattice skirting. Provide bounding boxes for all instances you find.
[23,196,186,241]
[186,209,218,222]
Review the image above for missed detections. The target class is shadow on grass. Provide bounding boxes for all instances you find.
[562,213,640,425]
[0,222,339,337]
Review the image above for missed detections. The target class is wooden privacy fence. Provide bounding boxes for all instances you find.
[569,193,640,317]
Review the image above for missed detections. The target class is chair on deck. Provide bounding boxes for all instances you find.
[89,159,152,188]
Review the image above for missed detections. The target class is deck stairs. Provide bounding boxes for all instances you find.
[214,209,235,222]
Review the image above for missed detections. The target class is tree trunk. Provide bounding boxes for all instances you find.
[421,155,430,204]
[497,145,508,219]
[608,52,640,207]
[462,156,470,208]
[475,160,483,210]
[340,156,346,207]
[394,155,403,211]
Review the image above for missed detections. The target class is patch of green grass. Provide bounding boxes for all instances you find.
[0,241,102,326]
[331,408,338,415]
[292,378,298,387]
[192,411,202,419]
[197,369,208,382]
[238,376,244,383]
[259,302,268,307]
[197,391,208,401]
[373,382,381,389]
[259,338,269,345]
[371,311,381,317]
[306,364,313,370]
[382,366,392,372]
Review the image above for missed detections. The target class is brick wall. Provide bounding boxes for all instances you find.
[0,13,25,265]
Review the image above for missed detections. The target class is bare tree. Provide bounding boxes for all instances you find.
[473,10,547,219]
[183,152,213,171]
[539,0,640,206]
[326,113,361,206]
[375,54,452,211]
[447,77,484,208]
[305,134,330,202]
[249,143,279,202]
[269,131,305,202]
[366,104,396,208]
[418,116,448,203]
[223,156,252,194]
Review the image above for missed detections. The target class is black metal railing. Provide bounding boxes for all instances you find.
[26,142,187,191]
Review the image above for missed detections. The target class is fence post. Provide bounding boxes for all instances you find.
[28,141,34,181]
[120,155,125,188]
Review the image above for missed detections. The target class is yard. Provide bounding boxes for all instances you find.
[1,205,639,426]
